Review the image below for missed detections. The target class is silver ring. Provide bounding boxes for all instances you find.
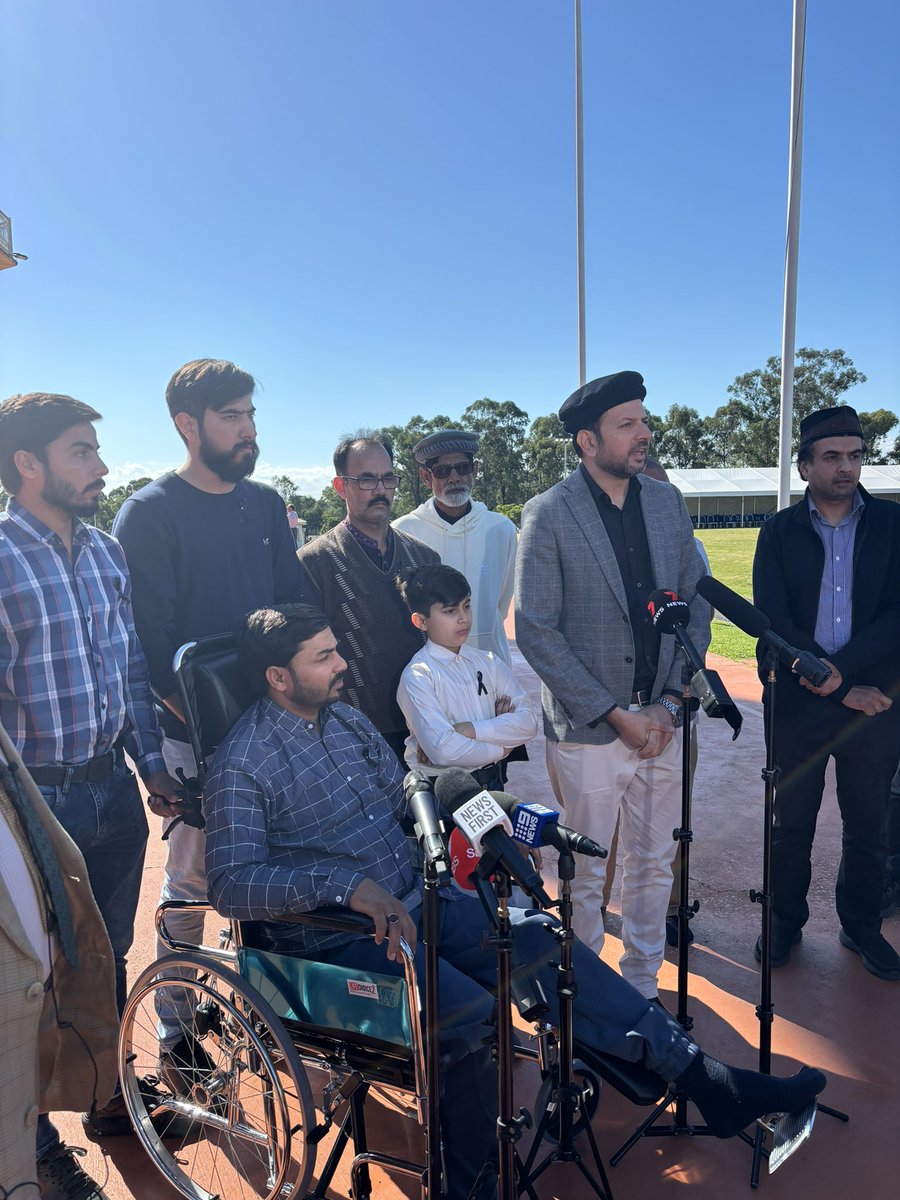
[386,913,400,925]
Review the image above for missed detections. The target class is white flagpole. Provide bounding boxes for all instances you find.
[575,0,586,387]
[777,0,808,510]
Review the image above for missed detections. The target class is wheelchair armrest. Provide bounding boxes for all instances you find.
[274,906,376,937]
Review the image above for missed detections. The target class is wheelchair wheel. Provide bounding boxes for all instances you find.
[119,953,316,1200]
[535,1060,602,1145]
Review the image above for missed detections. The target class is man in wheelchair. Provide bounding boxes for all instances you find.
[202,603,827,1200]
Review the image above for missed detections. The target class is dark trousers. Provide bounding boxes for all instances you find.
[768,695,900,936]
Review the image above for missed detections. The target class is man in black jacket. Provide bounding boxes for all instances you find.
[752,405,900,980]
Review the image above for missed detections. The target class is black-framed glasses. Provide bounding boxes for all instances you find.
[429,461,475,480]
[341,473,401,491]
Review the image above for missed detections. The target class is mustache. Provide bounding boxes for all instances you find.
[233,441,258,455]
[367,496,390,507]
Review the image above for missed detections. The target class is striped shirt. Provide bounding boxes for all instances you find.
[0,499,165,773]
[205,697,424,955]
[808,490,864,654]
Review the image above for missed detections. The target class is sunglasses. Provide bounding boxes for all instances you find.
[429,461,475,480]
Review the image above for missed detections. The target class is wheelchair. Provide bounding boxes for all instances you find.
[119,634,668,1200]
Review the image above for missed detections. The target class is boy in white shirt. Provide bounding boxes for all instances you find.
[397,564,537,789]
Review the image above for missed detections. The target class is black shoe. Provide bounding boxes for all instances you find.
[881,880,900,919]
[159,1033,216,1098]
[838,928,900,981]
[754,927,802,968]
[82,1076,192,1138]
[666,916,694,947]
[36,1143,104,1200]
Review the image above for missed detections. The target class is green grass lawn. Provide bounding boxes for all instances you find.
[696,528,759,661]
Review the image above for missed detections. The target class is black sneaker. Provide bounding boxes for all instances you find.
[36,1143,103,1200]
[159,1033,216,1098]
[666,916,694,947]
[838,928,900,981]
[754,926,802,968]
[82,1076,192,1138]
[880,880,900,919]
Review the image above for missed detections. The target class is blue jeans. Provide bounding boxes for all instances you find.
[35,755,148,1157]
[318,897,697,1199]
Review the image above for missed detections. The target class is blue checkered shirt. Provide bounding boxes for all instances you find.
[204,698,424,955]
[0,499,165,774]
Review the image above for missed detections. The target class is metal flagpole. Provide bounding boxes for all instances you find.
[574,0,586,387]
[776,0,807,511]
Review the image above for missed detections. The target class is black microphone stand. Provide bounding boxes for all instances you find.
[611,663,742,1163]
[519,847,613,1199]
[421,850,444,1199]
[748,651,848,1186]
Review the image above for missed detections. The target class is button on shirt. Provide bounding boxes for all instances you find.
[809,490,864,655]
[0,500,165,772]
[204,698,422,955]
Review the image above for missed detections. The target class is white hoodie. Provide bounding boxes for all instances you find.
[393,499,517,664]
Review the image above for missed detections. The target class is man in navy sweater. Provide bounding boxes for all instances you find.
[113,358,318,1075]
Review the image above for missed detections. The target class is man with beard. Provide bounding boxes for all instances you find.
[113,359,318,1070]
[0,393,180,1196]
[393,429,518,663]
[515,372,709,1002]
[299,430,438,763]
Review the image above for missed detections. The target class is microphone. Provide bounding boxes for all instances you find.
[403,770,451,886]
[434,769,553,908]
[493,794,607,859]
[448,827,481,892]
[647,589,742,738]
[695,576,833,689]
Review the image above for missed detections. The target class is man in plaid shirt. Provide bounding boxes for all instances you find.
[0,393,182,1197]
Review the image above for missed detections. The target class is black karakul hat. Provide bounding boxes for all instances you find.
[798,406,864,453]
[558,371,647,434]
[413,429,480,465]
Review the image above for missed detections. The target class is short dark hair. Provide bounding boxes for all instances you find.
[0,393,102,493]
[333,429,394,476]
[237,604,331,695]
[165,359,256,438]
[398,564,471,617]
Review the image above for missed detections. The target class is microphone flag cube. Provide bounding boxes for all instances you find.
[452,789,513,856]
[511,802,560,849]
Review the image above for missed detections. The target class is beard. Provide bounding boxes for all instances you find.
[438,485,472,508]
[199,430,259,483]
[41,471,103,517]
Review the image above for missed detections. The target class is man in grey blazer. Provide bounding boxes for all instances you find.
[515,372,709,1000]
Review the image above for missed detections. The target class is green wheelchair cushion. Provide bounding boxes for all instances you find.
[238,946,413,1049]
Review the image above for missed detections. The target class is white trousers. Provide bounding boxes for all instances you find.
[546,719,682,998]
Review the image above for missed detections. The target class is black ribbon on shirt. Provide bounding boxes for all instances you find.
[476,671,488,696]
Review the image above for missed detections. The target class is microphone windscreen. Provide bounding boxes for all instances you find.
[433,767,482,814]
[646,588,690,634]
[448,827,481,892]
[696,575,770,637]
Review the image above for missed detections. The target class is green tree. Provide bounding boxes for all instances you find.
[652,404,714,468]
[857,409,899,463]
[707,348,867,466]
[495,503,524,527]
[523,414,568,494]
[316,483,346,533]
[271,474,296,502]
[291,492,322,534]
[93,477,152,532]
[461,398,530,509]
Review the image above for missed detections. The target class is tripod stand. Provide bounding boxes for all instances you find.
[748,650,848,1186]
[518,847,613,1199]
[610,665,740,1164]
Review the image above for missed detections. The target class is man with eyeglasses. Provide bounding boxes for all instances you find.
[393,430,518,665]
[299,430,438,763]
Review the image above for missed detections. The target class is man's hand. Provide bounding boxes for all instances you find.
[348,878,417,961]
[841,686,893,716]
[608,706,674,760]
[452,721,476,739]
[415,744,433,766]
[494,695,513,716]
[143,770,184,818]
[798,659,842,696]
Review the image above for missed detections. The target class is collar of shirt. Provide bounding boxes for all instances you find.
[5,497,91,554]
[343,516,395,568]
[421,639,480,666]
[807,488,864,528]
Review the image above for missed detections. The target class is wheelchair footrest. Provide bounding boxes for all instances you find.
[573,1044,668,1107]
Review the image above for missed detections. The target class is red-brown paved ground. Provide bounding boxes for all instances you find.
[54,647,900,1199]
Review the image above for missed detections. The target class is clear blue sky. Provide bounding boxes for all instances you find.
[2,1,897,494]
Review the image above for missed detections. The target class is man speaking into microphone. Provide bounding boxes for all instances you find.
[752,405,900,980]
[516,372,710,1000]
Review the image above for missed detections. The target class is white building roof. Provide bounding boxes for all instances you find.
[665,466,900,498]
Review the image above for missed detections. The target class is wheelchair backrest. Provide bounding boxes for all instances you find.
[174,634,256,777]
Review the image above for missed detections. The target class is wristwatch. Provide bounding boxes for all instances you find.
[657,695,684,728]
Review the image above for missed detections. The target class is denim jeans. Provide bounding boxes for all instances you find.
[35,754,148,1158]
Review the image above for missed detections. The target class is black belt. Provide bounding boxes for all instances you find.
[28,751,115,788]
[631,689,653,707]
